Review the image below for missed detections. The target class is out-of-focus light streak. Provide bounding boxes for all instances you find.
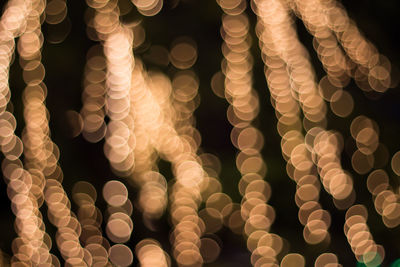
[0,0,397,266]
[128,61,168,221]
[103,27,135,175]
[131,0,163,17]
[13,0,53,264]
[85,2,137,264]
[80,45,107,142]
[72,180,111,266]
[17,0,87,264]
[168,36,228,264]
[320,0,393,93]
[216,0,283,265]
[88,0,136,176]
[347,115,400,228]
[0,0,57,265]
[292,0,400,234]
[45,0,70,44]
[130,60,205,265]
[252,0,334,257]
[290,0,352,87]
[252,0,390,264]
[136,239,170,267]
[344,205,384,266]
[290,0,356,119]
[293,0,400,231]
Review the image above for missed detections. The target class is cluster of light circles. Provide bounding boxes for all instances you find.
[72,181,108,266]
[102,27,136,175]
[350,116,380,175]
[20,0,63,183]
[292,0,351,87]
[72,179,135,266]
[292,0,355,118]
[129,66,168,221]
[0,1,45,265]
[109,52,209,264]
[13,1,58,265]
[135,239,169,267]
[214,1,284,265]
[80,45,107,142]
[344,205,384,266]
[253,0,335,253]
[1,0,63,265]
[319,0,393,94]
[103,180,133,244]
[167,38,233,265]
[1,0,400,266]
[292,0,394,95]
[131,0,163,17]
[252,0,392,265]
[19,2,83,265]
[312,130,355,209]
[45,0,70,44]
[88,0,137,176]
[18,4,84,266]
[44,179,84,265]
[368,169,400,228]
[103,180,134,266]
[198,154,244,239]
[347,115,400,228]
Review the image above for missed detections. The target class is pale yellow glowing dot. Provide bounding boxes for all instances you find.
[106,218,132,243]
[200,237,221,263]
[109,244,133,267]
[198,208,223,234]
[367,169,389,195]
[65,110,84,138]
[315,253,338,267]
[352,149,374,175]
[72,181,97,205]
[330,90,353,118]
[280,253,305,267]
[102,180,128,206]
[45,0,67,25]
[391,151,400,176]
[170,38,197,69]
[211,71,225,98]
[176,249,203,266]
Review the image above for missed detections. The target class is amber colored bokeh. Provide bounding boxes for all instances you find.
[0,0,400,266]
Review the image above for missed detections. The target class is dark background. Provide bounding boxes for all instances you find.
[1,0,400,266]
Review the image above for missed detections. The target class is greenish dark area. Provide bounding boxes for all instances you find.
[0,0,400,266]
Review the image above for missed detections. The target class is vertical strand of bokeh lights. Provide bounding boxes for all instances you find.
[0,0,398,266]
[88,0,136,264]
[350,116,400,229]
[130,60,205,265]
[291,0,400,231]
[252,0,387,265]
[169,35,233,264]
[290,0,355,119]
[15,0,54,264]
[80,44,108,143]
[251,0,335,262]
[0,0,55,265]
[88,0,136,176]
[131,68,172,222]
[88,1,172,262]
[255,0,374,264]
[292,0,400,249]
[19,0,90,264]
[319,0,393,94]
[214,1,289,266]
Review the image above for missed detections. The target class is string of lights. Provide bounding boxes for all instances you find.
[0,0,399,266]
